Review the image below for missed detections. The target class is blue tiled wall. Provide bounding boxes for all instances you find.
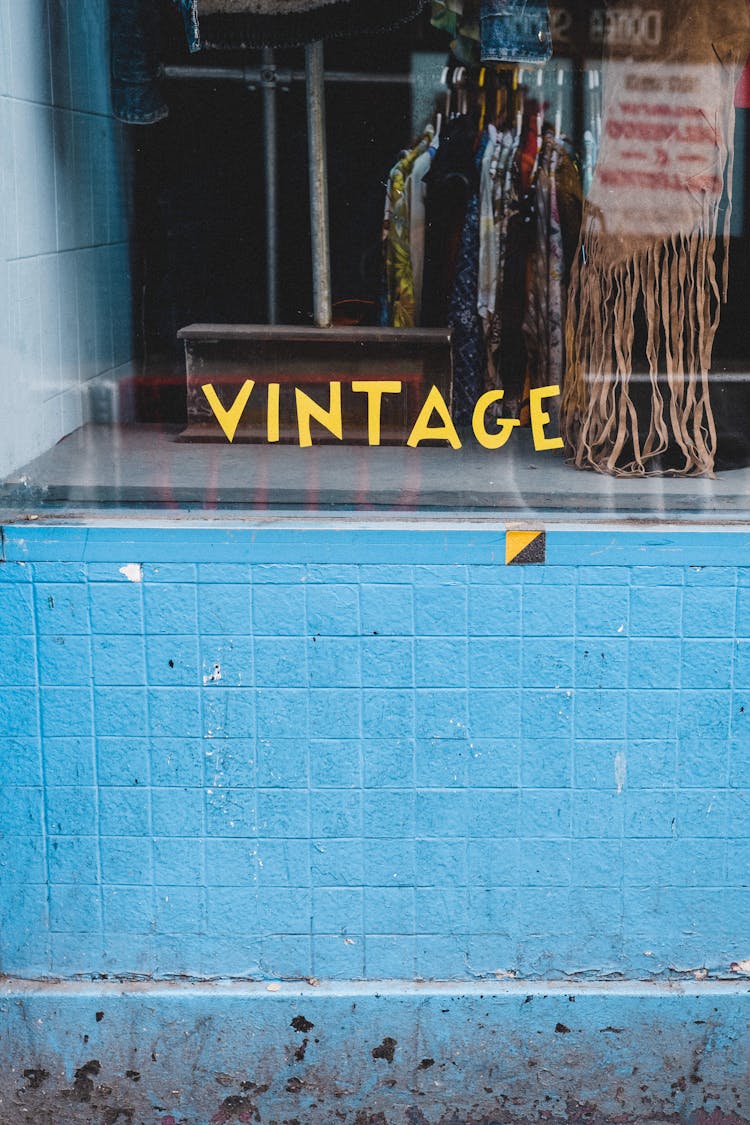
[0,0,134,478]
[2,525,749,985]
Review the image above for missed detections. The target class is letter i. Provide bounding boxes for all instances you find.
[267,384,280,443]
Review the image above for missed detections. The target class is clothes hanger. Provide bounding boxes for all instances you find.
[554,67,564,141]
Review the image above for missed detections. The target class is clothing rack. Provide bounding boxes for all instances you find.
[164,48,414,328]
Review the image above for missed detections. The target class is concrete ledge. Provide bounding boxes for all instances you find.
[2,980,750,1124]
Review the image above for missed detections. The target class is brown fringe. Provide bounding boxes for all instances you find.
[561,99,736,478]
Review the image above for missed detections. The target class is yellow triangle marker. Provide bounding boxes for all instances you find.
[506,531,544,566]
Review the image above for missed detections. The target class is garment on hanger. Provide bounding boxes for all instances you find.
[480,0,552,66]
[449,132,490,425]
[406,135,439,326]
[384,131,435,329]
[561,0,750,477]
[421,114,478,327]
[110,0,175,124]
[522,134,582,430]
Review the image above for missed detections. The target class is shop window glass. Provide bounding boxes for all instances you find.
[2,0,750,520]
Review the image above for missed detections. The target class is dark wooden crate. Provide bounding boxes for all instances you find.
[178,325,453,444]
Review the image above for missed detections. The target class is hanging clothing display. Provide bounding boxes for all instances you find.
[381,71,582,426]
[522,133,582,429]
[449,134,489,425]
[421,114,478,329]
[561,0,750,477]
[384,130,436,329]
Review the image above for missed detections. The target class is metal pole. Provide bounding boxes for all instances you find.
[261,48,279,325]
[305,40,332,329]
[164,64,413,87]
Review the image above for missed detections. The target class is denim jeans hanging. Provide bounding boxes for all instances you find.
[110,0,199,126]
[480,0,552,65]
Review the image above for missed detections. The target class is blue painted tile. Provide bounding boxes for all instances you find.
[198,585,251,634]
[360,584,414,636]
[204,840,254,886]
[255,839,310,887]
[253,585,306,635]
[311,789,363,837]
[523,586,576,637]
[152,788,204,837]
[415,637,468,687]
[364,888,416,934]
[97,738,149,787]
[153,838,203,886]
[576,587,629,636]
[310,839,364,885]
[413,586,467,636]
[522,639,575,688]
[310,739,361,787]
[309,689,361,738]
[145,635,200,687]
[102,887,153,934]
[99,787,149,837]
[3,738,41,786]
[415,689,468,739]
[466,790,519,837]
[468,637,522,688]
[415,739,470,787]
[361,637,414,688]
[0,634,36,686]
[46,787,96,836]
[91,634,145,686]
[254,638,307,687]
[682,587,736,638]
[205,788,255,838]
[150,738,204,787]
[520,790,571,838]
[144,584,198,635]
[363,790,415,838]
[469,585,523,635]
[629,588,683,637]
[203,689,255,740]
[93,688,147,737]
[364,931,416,976]
[88,584,142,634]
[40,687,89,737]
[307,636,361,687]
[306,585,359,636]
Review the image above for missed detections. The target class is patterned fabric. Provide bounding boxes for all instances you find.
[448,134,489,426]
[484,129,521,399]
[406,143,437,326]
[385,132,434,329]
[522,135,565,428]
[477,124,499,325]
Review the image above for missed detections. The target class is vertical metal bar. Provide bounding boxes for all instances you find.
[305,40,332,328]
[261,47,279,324]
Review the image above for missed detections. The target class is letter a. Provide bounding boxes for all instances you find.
[202,381,255,443]
[407,386,461,450]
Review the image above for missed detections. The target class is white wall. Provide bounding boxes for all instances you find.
[0,0,134,479]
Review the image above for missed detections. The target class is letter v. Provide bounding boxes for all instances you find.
[202,381,255,442]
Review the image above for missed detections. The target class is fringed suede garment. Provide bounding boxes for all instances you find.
[196,0,426,47]
[561,0,750,477]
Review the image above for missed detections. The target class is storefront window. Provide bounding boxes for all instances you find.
[2,0,750,519]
